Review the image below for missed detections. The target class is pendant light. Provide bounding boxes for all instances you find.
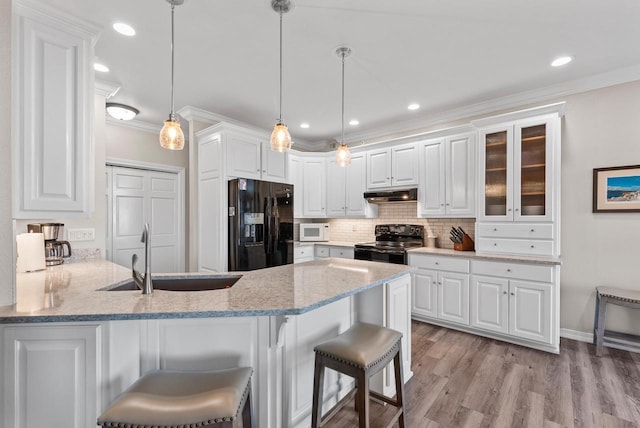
[159,0,185,150]
[335,46,352,167]
[270,0,293,152]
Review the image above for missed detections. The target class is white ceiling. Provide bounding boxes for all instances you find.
[44,0,640,148]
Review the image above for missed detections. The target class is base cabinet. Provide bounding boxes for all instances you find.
[2,324,101,428]
[410,252,559,353]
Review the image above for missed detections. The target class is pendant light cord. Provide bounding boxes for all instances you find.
[170,2,176,121]
[341,52,345,145]
[278,11,283,123]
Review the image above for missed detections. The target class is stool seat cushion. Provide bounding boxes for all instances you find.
[597,286,640,304]
[314,322,402,369]
[98,367,252,428]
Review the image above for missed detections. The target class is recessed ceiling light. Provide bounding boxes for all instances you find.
[349,119,359,126]
[408,103,420,111]
[94,63,109,73]
[551,56,573,67]
[106,103,139,121]
[113,22,136,36]
[300,123,310,129]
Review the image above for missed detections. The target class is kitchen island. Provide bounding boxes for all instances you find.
[0,258,414,428]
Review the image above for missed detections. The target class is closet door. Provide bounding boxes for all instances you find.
[108,166,183,273]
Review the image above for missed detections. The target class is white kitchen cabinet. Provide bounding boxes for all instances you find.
[410,252,559,353]
[294,245,314,263]
[314,245,329,258]
[408,253,470,327]
[2,323,101,428]
[302,157,326,217]
[366,143,419,189]
[326,154,377,218]
[471,259,555,347]
[418,133,475,218]
[471,275,552,345]
[289,155,303,218]
[473,103,564,257]
[12,1,99,218]
[329,247,354,259]
[226,130,288,183]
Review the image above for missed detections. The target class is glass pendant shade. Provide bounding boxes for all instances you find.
[270,122,292,152]
[159,118,185,150]
[335,143,351,167]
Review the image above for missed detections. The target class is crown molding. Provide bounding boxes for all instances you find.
[343,63,640,145]
[14,0,101,40]
[106,116,161,133]
[95,80,120,99]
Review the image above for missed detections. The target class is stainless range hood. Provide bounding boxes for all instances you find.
[364,188,418,203]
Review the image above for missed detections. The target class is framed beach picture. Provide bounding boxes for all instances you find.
[593,165,640,212]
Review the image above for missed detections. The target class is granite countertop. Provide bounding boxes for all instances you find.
[0,258,414,324]
[407,247,562,265]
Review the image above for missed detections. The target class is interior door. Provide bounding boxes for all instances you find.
[108,165,184,273]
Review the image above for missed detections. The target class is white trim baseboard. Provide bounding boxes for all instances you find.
[560,328,592,343]
[560,328,640,354]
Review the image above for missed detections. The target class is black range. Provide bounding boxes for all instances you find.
[354,224,424,265]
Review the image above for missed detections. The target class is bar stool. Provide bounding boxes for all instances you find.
[594,286,640,357]
[311,322,406,428]
[98,367,253,428]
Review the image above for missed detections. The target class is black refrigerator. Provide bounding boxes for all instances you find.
[228,178,294,271]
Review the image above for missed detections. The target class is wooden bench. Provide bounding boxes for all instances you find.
[594,286,640,356]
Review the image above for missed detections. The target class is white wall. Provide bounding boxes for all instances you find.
[558,81,640,334]
[0,0,14,306]
[105,123,189,169]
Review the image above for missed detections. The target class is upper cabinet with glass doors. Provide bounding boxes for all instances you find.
[472,103,564,257]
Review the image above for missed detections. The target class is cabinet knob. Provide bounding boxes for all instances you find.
[493,243,498,246]
[493,228,498,232]
[530,229,535,232]
[257,169,260,172]
[508,208,512,212]
[515,208,520,212]
[503,291,507,295]
[435,262,439,265]
[446,203,450,206]
[387,177,390,180]
[511,292,515,296]
[438,282,442,285]
[530,245,535,248]
[263,170,266,173]
[506,269,511,272]
[441,203,444,206]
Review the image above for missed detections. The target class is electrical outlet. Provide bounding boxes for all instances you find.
[67,228,95,242]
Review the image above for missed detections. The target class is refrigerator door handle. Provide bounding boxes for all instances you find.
[264,197,272,254]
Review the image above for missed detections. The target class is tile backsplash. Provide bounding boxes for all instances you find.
[296,202,475,250]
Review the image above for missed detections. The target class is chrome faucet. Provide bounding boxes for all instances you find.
[132,223,153,294]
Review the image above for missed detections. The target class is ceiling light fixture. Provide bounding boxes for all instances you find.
[94,63,109,73]
[270,0,293,152]
[106,103,139,121]
[349,119,359,126]
[300,123,310,129]
[113,22,136,36]
[335,46,352,167]
[159,0,185,150]
[551,56,573,67]
[408,103,420,110]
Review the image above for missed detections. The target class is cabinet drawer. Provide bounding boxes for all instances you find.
[477,223,553,239]
[471,260,553,283]
[315,246,330,258]
[294,246,314,260]
[408,254,469,273]
[329,247,354,259]
[477,238,553,256]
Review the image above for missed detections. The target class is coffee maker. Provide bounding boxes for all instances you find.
[27,223,72,266]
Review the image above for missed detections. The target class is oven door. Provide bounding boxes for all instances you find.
[354,247,407,264]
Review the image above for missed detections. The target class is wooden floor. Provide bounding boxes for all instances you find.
[323,320,640,428]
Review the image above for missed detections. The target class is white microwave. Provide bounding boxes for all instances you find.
[299,223,330,242]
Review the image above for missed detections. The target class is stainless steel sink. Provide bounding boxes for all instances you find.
[105,275,242,292]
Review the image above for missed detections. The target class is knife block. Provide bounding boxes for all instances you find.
[453,234,475,251]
